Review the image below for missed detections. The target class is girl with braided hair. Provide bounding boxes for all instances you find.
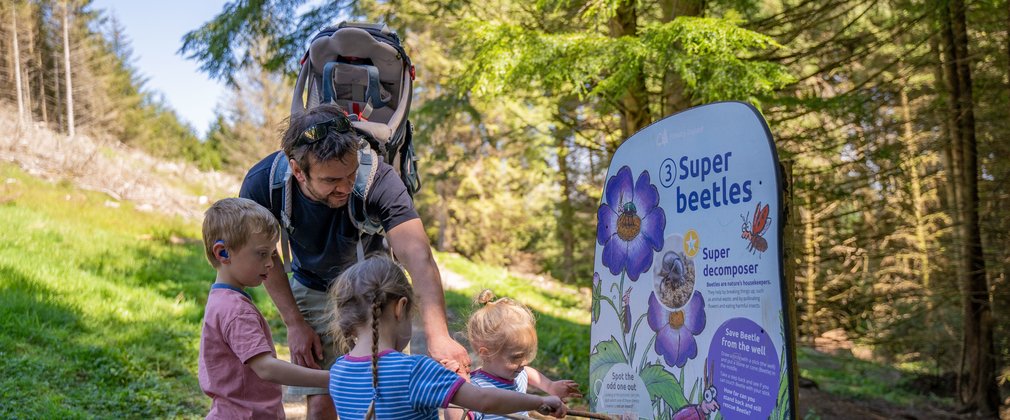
[327,256,568,419]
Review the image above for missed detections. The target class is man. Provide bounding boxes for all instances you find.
[240,104,470,419]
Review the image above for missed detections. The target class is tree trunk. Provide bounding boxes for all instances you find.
[554,99,577,283]
[899,84,932,314]
[940,0,998,413]
[802,205,818,339]
[608,0,649,147]
[63,0,74,138]
[53,48,63,133]
[12,5,25,126]
[659,0,704,116]
[38,48,47,123]
[23,11,34,124]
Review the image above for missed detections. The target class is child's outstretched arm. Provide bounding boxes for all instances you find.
[247,352,329,388]
[452,382,568,418]
[525,366,583,399]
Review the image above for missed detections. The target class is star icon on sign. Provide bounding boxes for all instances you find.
[683,229,700,257]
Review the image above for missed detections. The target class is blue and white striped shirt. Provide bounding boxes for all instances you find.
[468,369,529,420]
[329,350,466,420]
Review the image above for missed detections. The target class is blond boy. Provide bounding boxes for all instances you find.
[198,197,328,418]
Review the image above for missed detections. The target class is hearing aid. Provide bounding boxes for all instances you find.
[215,240,229,259]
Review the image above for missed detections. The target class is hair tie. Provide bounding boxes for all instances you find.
[477,289,496,306]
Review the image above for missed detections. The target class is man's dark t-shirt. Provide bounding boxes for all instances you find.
[240,151,418,291]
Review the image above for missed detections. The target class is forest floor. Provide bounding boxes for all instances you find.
[796,387,990,420]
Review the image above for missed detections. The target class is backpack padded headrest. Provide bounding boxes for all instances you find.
[309,27,403,86]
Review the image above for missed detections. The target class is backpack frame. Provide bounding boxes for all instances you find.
[270,22,419,272]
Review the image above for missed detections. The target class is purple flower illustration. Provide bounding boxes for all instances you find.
[597,166,666,281]
[648,291,706,368]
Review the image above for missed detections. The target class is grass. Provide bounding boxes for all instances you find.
[0,163,215,417]
[0,162,590,417]
[797,346,956,407]
[434,252,592,389]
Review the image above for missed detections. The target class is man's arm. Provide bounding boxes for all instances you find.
[263,254,323,368]
[386,218,471,372]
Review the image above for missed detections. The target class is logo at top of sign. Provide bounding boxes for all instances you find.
[683,229,700,258]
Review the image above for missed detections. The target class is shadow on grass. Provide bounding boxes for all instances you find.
[1,253,210,418]
[0,264,81,343]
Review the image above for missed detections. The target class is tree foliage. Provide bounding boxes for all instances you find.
[0,0,217,168]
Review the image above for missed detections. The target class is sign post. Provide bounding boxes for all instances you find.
[589,102,796,420]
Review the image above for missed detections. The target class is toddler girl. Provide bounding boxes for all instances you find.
[327,257,567,419]
[464,289,583,420]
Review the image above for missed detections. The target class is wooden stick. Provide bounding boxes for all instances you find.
[566,409,614,419]
[445,406,613,420]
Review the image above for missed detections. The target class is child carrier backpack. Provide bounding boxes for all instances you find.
[269,22,420,271]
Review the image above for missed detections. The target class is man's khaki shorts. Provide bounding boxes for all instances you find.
[286,278,338,396]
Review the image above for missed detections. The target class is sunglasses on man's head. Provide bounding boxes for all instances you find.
[297,115,352,145]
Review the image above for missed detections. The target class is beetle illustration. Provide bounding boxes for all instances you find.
[673,358,720,420]
[740,202,770,254]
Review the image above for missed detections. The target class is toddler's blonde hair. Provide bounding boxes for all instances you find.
[466,289,538,362]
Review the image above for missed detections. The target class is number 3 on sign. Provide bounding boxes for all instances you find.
[660,158,676,188]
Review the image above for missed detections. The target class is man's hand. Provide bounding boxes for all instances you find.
[546,379,583,399]
[429,334,471,377]
[287,320,323,369]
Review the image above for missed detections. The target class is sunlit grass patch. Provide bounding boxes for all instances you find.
[0,163,211,418]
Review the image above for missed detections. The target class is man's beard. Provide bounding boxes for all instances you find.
[303,180,348,208]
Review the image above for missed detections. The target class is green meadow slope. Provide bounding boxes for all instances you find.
[0,163,213,417]
[0,162,594,417]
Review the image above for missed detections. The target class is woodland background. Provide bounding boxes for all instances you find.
[1,0,1008,416]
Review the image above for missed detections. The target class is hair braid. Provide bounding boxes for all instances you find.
[326,256,414,418]
[364,295,383,420]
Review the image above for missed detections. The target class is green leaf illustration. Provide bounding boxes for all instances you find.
[591,280,601,323]
[640,362,689,410]
[773,310,792,420]
[590,337,628,410]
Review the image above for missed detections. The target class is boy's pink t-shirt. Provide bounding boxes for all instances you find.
[198,287,284,419]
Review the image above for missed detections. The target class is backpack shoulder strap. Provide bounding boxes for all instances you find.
[348,144,384,261]
[268,152,294,273]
